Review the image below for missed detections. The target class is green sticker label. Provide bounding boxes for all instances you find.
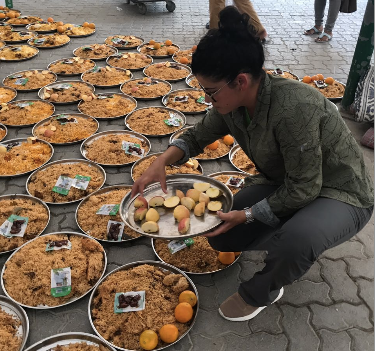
[51,267,72,297]
[52,176,74,195]
[96,204,120,216]
[168,238,194,254]
[72,175,91,190]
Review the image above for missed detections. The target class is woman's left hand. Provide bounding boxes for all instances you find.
[203,210,246,238]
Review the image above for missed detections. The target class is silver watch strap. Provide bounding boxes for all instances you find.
[244,207,254,224]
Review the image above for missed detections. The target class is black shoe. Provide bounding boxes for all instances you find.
[205,22,210,29]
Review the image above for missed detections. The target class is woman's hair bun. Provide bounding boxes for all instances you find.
[218,6,250,36]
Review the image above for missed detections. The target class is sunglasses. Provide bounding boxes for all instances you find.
[197,80,232,102]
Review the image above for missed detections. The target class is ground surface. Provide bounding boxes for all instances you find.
[0,0,373,350]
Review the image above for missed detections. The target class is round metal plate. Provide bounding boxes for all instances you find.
[120,174,232,239]
[172,49,193,65]
[1,30,35,44]
[265,68,300,81]
[125,106,186,137]
[0,100,55,127]
[77,92,137,120]
[75,185,141,242]
[38,80,95,105]
[0,123,7,141]
[137,43,180,58]
[0,44,39,61]
[26,159,106,205]
[24,332,116,351]
[80,129,151,167]
[1,232,107,310]
[0,138,54,178]
[162,88,211,114]
[151,238,241,275]
[0,85,17,103]
[63,24,96,38]
[26,22,57,34]
[229,144,258,175]
[81,66,133,88]
[120,77,172,101]
[32,113,99,145]
[0,194,51,255]
[88,260,199,351]
[73,45,118,61]
[27,35,70,49]
[185,73,199,88]
[106,52,153,71]
[0,295,29,350]
[208,171,248,195]
[47,57,96,76]
[143,61,191,83]
[0,39,5,48]
[298,78,346,101]
[3,69,57,92]
[105,35,144,50]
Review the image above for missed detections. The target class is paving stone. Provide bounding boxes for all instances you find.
[190,274,215,287]
[221,332,288,351]
[354,222,375,258]
[310,303,373,331]
[280,305,320,351]
[239,260,266,282]
[282,280,332,305]
[345,257,374,280]
[190,334,224,351]
[357,278,374,314]
[320,259,360,303]
[248,303,283,334]
[298,261,323,283]
[347,328,375,351]
[240,250,267,262]
[106,243,156,265]
[321,241,366,260]
[318,330,351,351]
[194,283,218,311]
[213,263,242,304]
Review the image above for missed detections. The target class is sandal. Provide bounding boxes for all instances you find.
[315,32,332,43]
[303,26,322,35]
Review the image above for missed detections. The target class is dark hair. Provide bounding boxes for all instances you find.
[191,6,264,82]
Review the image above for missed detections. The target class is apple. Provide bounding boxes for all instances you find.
[193,182,210,192]
[175,189,185,199]
[134,196,148,209]
[173,205,190,222]
[194,202,205,217]
[180,197,195,210]
[207,201,222,211]
[141,221,159,233]
[178,218,190,234]
[134,207,147,221]
[149,196,165,207]
[145,208,160,222]
[199,192,210,205]
[206,187,222,199]
[186,189,201,202]
[164,196,180,208]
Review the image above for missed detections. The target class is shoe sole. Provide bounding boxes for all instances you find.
[218,287,284,322]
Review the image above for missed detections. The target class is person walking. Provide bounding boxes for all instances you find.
[132,6,373,321]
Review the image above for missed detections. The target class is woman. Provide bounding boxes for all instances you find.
[131,7,373,322]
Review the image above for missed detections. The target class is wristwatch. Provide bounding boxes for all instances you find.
[243,207,254,224]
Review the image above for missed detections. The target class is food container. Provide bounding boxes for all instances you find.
[137,43,180,58]
[143,61,191,83]
[73,45,118,61]
[63,24,96,38]
[185,73,199,89]
[0,44,39,61]
[105,35,144,50]
[2,30,35,44]
[0,122,7,141]
[120,77,172,101]
[47,57,96,77]
[88,260,199,351]
[81,66,133,88]
[3,69,57,92]
[229,144,258,175]
[27,35,71,49]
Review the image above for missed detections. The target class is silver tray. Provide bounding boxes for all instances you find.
[0,39,4,47]
[73,44,118,61]
[120,174,231,239]
[5,15,40,27]
[27,35,70,49]
[143,61,191,83]
[120,77,172,101]
[26,22,57,33]
[0,122,7,141]
[88,260,199,351]
[151,238,241,275]
[3,69,57,92]
[26,158,106,205]
[125,106,186,137]
[1,232,107,310]
[78,92,137,120]
[229,144,258,175]
[0,193,51,255]
[0,295,29,350]
[81,66,133,88]
[1,30,35,44]
[0,22,12,28]
[0,138,54,178]
[265,68,300,81]
[75,185,141,242]
[105,35,144,50]
[185,73,199,88]
[137,43,180,58]
[63,24,96,38]
[162,88,211,114]
[208,170,248,195]
[80,130,151,167]
[172,50,192,65]
[24,332,116,351]
[0,44,39,61]
[32,113,99,145]
[47,57,96,76]
[0,85,17,102]
[298,78,346,102]
[38,80,95,105]
[1,100,55,127]
[106,52,153,71]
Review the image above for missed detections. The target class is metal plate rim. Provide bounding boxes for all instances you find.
[80,129,151,167]
[105,34,144,50]
[2,69,57,92]
[47,57,96,76]
[229,144,255,175]
[0,85,17,103]
[25,158,106,205]
[185,73,197,88]
[143,61,192,83]
[0,122,8,142]
[298,78,346,101]
[106,52,153,72]
[25,22,57,33]
[1,231,107,310]
[120,77,172,101]
[63,24,96,38]
[1,30,36,44]
[81,66,133,88]
[88,260,199,351]
[32,113,99,145]
[0,44,39,62]
[27,35,70,49]
[137,43,180,58]
[73,45,118,61]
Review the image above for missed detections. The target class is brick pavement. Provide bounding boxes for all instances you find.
[0,0,373,350]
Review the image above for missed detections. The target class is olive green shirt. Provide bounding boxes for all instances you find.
[171,72,374,227]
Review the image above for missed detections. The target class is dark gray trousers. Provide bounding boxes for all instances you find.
[208,185,373,307]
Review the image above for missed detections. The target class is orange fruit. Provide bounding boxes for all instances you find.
[0,6,3,10]
[47,17,54,23]
[192,45,197,52]
[234,252,241,256]
[88,23,95,29]
[83,22,89,27]
[311,75,318,81]
[302,76,311,83]
[149,39,156,45]
[167,47,176,55]
[207,140,219,150]
[174,302,193,323]
[165,39,172,46]
[21,19,28,24]
[325,77,334,85]
[179,57,189,64]
[179,290,197,307]
[223,135,234,146]
[316,74,324,81]
[57,26,65,34]
[218,252,236,265]
[0,13,5,19]
[139,330,158,350]
[159,324,179,343]
[153,42,161,50]
[56,21,64,26]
